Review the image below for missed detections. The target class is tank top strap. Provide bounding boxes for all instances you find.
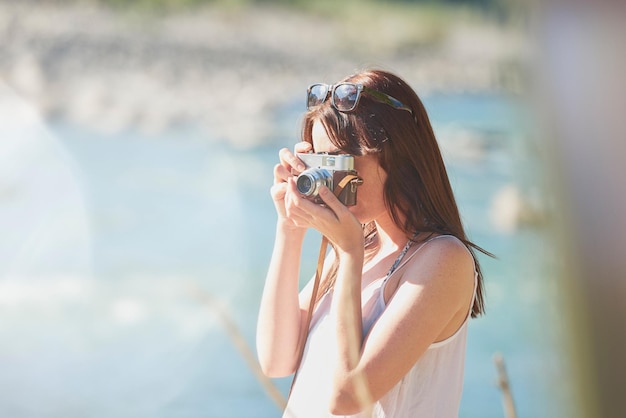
[385,234,457,282]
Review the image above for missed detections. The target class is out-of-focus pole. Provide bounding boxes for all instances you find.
[533,1,626,417]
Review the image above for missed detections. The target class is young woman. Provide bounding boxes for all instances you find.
[256,69,488,418]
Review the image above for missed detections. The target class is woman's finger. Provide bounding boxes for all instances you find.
[270,182,287,201]
[286,179,339,225]
[316,186,346,219]
[273,163,292,184]
[284,190,316,226]
[279,147,306,173]
[294,141,313,154]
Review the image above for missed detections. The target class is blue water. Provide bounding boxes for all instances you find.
[0,91,572,417]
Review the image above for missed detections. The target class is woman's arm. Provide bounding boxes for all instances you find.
[256,143,313,377]
[329,247,369,411]
[329,237,475,415]
[256,221,308,377]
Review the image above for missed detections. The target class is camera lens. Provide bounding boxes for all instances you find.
[296,168,332,198]
[296,175,314,195]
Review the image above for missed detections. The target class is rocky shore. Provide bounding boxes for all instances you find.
[0,0,530,147]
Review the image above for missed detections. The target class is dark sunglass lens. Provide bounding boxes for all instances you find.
[333,84,359,111]
[307,84,328,109]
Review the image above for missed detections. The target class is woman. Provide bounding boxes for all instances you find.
[256,69,488,418]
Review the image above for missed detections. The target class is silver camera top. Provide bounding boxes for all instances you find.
[296,152,354,171]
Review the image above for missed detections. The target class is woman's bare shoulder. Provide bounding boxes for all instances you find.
[402,234,475,289]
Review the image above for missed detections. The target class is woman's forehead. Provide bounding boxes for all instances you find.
[311,121,341,153]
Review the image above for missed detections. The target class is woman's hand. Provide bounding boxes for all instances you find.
[285,180,364,257]
[270,142,312,231]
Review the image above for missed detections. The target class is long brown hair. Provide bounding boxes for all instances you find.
[302,69,490,317]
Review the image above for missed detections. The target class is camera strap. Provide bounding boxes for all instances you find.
[288,174,360,401]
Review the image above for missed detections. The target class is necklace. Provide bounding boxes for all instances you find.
[385,232,419,278]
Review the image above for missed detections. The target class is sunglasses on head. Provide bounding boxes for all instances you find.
[307,82,413,114]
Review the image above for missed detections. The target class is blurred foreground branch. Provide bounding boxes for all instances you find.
[493,353,518,418]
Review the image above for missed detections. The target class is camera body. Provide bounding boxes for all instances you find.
[295,153,360,206]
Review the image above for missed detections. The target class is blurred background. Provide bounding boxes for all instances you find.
[2,0,623,417]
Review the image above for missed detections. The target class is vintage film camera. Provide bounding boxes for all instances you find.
[295,153,362,206]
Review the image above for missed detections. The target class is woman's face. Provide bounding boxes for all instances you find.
[311,121,388,224]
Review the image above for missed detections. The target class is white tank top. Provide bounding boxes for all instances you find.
[284,235,477,418]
